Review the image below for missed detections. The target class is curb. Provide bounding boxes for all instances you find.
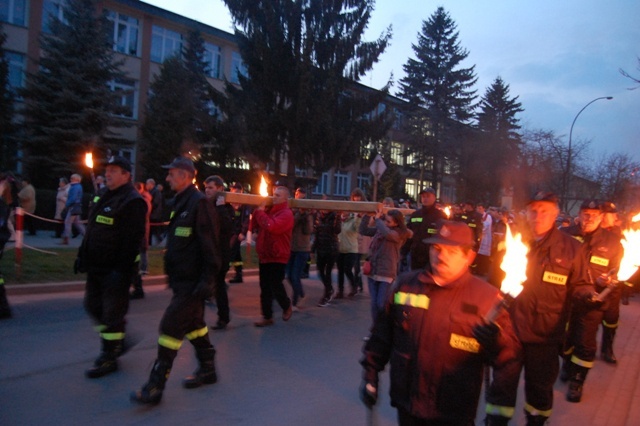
[5,267,269,296]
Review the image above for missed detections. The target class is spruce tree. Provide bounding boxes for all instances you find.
[398,7,477,193]
[215,0,393,179]
[140,30,220,180]
[473,76,523,203]
[0,24,15,170]
[20,0,126,187]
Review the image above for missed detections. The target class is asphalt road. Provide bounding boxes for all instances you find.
[2,273,640,425]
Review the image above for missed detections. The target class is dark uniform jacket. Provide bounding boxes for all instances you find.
[232,204,252,239]
[510,226,593,344]
[164,184,221,294]
[403,205,447,270]
[454,210,483,251]
[78,182,146,275]
[362,269,521,422]
[562,224,623,310]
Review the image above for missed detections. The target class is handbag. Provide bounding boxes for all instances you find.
[362,259,372,276]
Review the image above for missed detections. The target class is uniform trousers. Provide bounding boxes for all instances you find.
[158,289,212,361]
[84,270,132,337]
[504,342,560,416]
[215,268,230,323]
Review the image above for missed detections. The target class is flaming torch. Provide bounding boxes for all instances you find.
[85,152,98,193]
[443,206,451,218]
[596,213,640,301]
[484,226,529,322]
[259,175,269,197]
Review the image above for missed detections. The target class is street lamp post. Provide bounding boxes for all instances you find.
[564,96,613,211]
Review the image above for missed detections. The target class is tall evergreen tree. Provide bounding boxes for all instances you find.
[215,0,393,179]
[398,7,477,193]
[0,24,16,170]
[140,30,220,179]
[20,0,127,187]
[467,76,523,203]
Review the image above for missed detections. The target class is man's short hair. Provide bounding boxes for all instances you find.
[205,175,225,188]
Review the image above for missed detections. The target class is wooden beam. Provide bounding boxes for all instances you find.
[220,192,414,215]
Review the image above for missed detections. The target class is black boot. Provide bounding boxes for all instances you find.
[183,347,217,389]
[130,360,172,405]
[525,412,549,426]
[566,365,589,403]
[0,279,12,319]
[85,338,123,378]
[130,274,145,299]
[601,327,618,364]
[229,266,243,284]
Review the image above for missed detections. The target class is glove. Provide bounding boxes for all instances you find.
[472,321,500,355]
[360,380,378,408]
[192,280,214,299]
[595,274,612,288]
[583,292,604,309]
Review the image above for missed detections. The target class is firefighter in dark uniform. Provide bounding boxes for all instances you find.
[454,201,483,251]
[361,220,521,425]
[228,182,252,283]
[502,192,594,425]
[401,187,447,270]
[560,200,623,402]
[131,157,221,405]
[77,156,147,378]
[204,175,234,330]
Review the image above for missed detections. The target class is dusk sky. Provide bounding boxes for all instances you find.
[143,0,640,164]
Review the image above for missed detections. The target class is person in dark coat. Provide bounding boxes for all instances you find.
[131,157,222,405]
[76,156,147,378]
[361,220,521,425]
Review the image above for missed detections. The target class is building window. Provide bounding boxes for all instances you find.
[390,141,403,166]
[6,51,25,92]
[106,10,139,56]
[357,173,370,190]
[333,171,350,197]
[150,25,182,63]
[314,172,329,195]
[392,107,403,130]
[230,51,247,84]
[204,42,222,79]
[109,78,138,119]
[405,178,417,199]
[1,0,26,26]
[41,0,66,32]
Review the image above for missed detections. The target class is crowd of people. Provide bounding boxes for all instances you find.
[1,161,639,425]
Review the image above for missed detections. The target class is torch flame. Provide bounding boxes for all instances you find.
[618,226,640,281]
[500,226,529,298]
[443,206,451,218]
[85,153,94,169]
[632,213,640,223]
[259,175,269,197]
